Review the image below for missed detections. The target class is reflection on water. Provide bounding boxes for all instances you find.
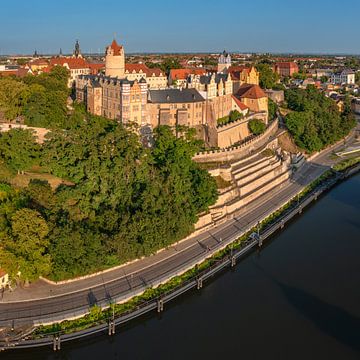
[3,174,360,360]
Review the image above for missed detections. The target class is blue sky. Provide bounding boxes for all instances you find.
[1,0,359,55]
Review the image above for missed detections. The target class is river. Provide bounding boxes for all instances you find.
[3,173,360,360]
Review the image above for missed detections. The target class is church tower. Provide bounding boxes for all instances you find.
[217,50,232,73]
[73,40,82,58]
[105,39,125,78]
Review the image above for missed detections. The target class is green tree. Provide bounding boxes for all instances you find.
[0,77,29,120]
[248,119,266,135]
[268,98,278,120]
[0,208,51,282]
[255,63,279,89]
[0,129,40,173]
[284,87,356,152]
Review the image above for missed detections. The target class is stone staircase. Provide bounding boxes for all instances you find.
[197,149,292,229]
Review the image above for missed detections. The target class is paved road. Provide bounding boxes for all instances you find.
[0,128,358,328]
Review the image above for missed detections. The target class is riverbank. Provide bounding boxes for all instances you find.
[2,157,359,352]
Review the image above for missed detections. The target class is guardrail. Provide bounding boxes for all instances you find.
[1,164,359,352]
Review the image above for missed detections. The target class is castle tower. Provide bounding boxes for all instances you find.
[217,50,232,73]
[105,39,125,78]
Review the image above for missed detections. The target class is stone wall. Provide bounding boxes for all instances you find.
[194,118,279,163]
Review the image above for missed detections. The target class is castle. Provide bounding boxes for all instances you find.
[76,40,269,147]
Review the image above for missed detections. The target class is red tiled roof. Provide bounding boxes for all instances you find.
[50,57,89,70]
[88,63,105,74]
[232,95,249,111]
[275,62,298,69]
[236,84,267,99]
[125,64,165,77]
[109,39,123,56]
[0,68,31,78]
[170,68,206,80]
[29,59,49,66]
[125,64,148,73]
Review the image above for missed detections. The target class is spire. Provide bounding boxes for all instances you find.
[73,40,81,58]
[33,49,38,58]
[59,48,63,56]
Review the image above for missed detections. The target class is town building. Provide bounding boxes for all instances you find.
[49,57,91,87]
[125,63,167,89]
[330,69,356,85]
[274,62,299,77]
[168,68,206,87]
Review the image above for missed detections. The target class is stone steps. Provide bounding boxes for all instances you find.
[232,155,277,181]
[225,168,291,214]
[234,157,280,185]
[232,155,274,178]
[236,160,283,191]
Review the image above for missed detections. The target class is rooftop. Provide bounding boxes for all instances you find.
[148,88,205,103]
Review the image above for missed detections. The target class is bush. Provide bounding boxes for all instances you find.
[248,119,266,135]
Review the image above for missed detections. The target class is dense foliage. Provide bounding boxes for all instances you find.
[0,121,217,282]
[217,110,243,126]
[284,86,356,152]
[268,98,278,121]
[248,119,266,135]
[255,63,279,89]
[0,66,69,128]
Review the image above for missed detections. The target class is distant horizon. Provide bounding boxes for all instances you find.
[2,49,360,57]
[1,0,359,55]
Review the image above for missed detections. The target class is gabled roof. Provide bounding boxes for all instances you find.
[232,95,249,111]
[236,84,267,99]
[50,57,89,69]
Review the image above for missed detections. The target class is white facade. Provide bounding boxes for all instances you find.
[330,70,355,85]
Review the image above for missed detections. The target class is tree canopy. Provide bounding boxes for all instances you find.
[255,63,279,89]
[284,86,356,152]
[0,66,69,128]
[0,121,218,281]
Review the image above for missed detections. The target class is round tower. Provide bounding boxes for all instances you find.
[105,39,125,78]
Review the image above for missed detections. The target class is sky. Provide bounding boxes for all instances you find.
[1,0,359,55]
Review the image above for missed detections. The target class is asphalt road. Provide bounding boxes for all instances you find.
[0,129,357,328]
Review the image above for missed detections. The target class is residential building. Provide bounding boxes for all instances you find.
[168,68,206,87]
[330,69,355,85]
[49,57,91,87]
[125,64,167,89]
[274,62,299,77]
